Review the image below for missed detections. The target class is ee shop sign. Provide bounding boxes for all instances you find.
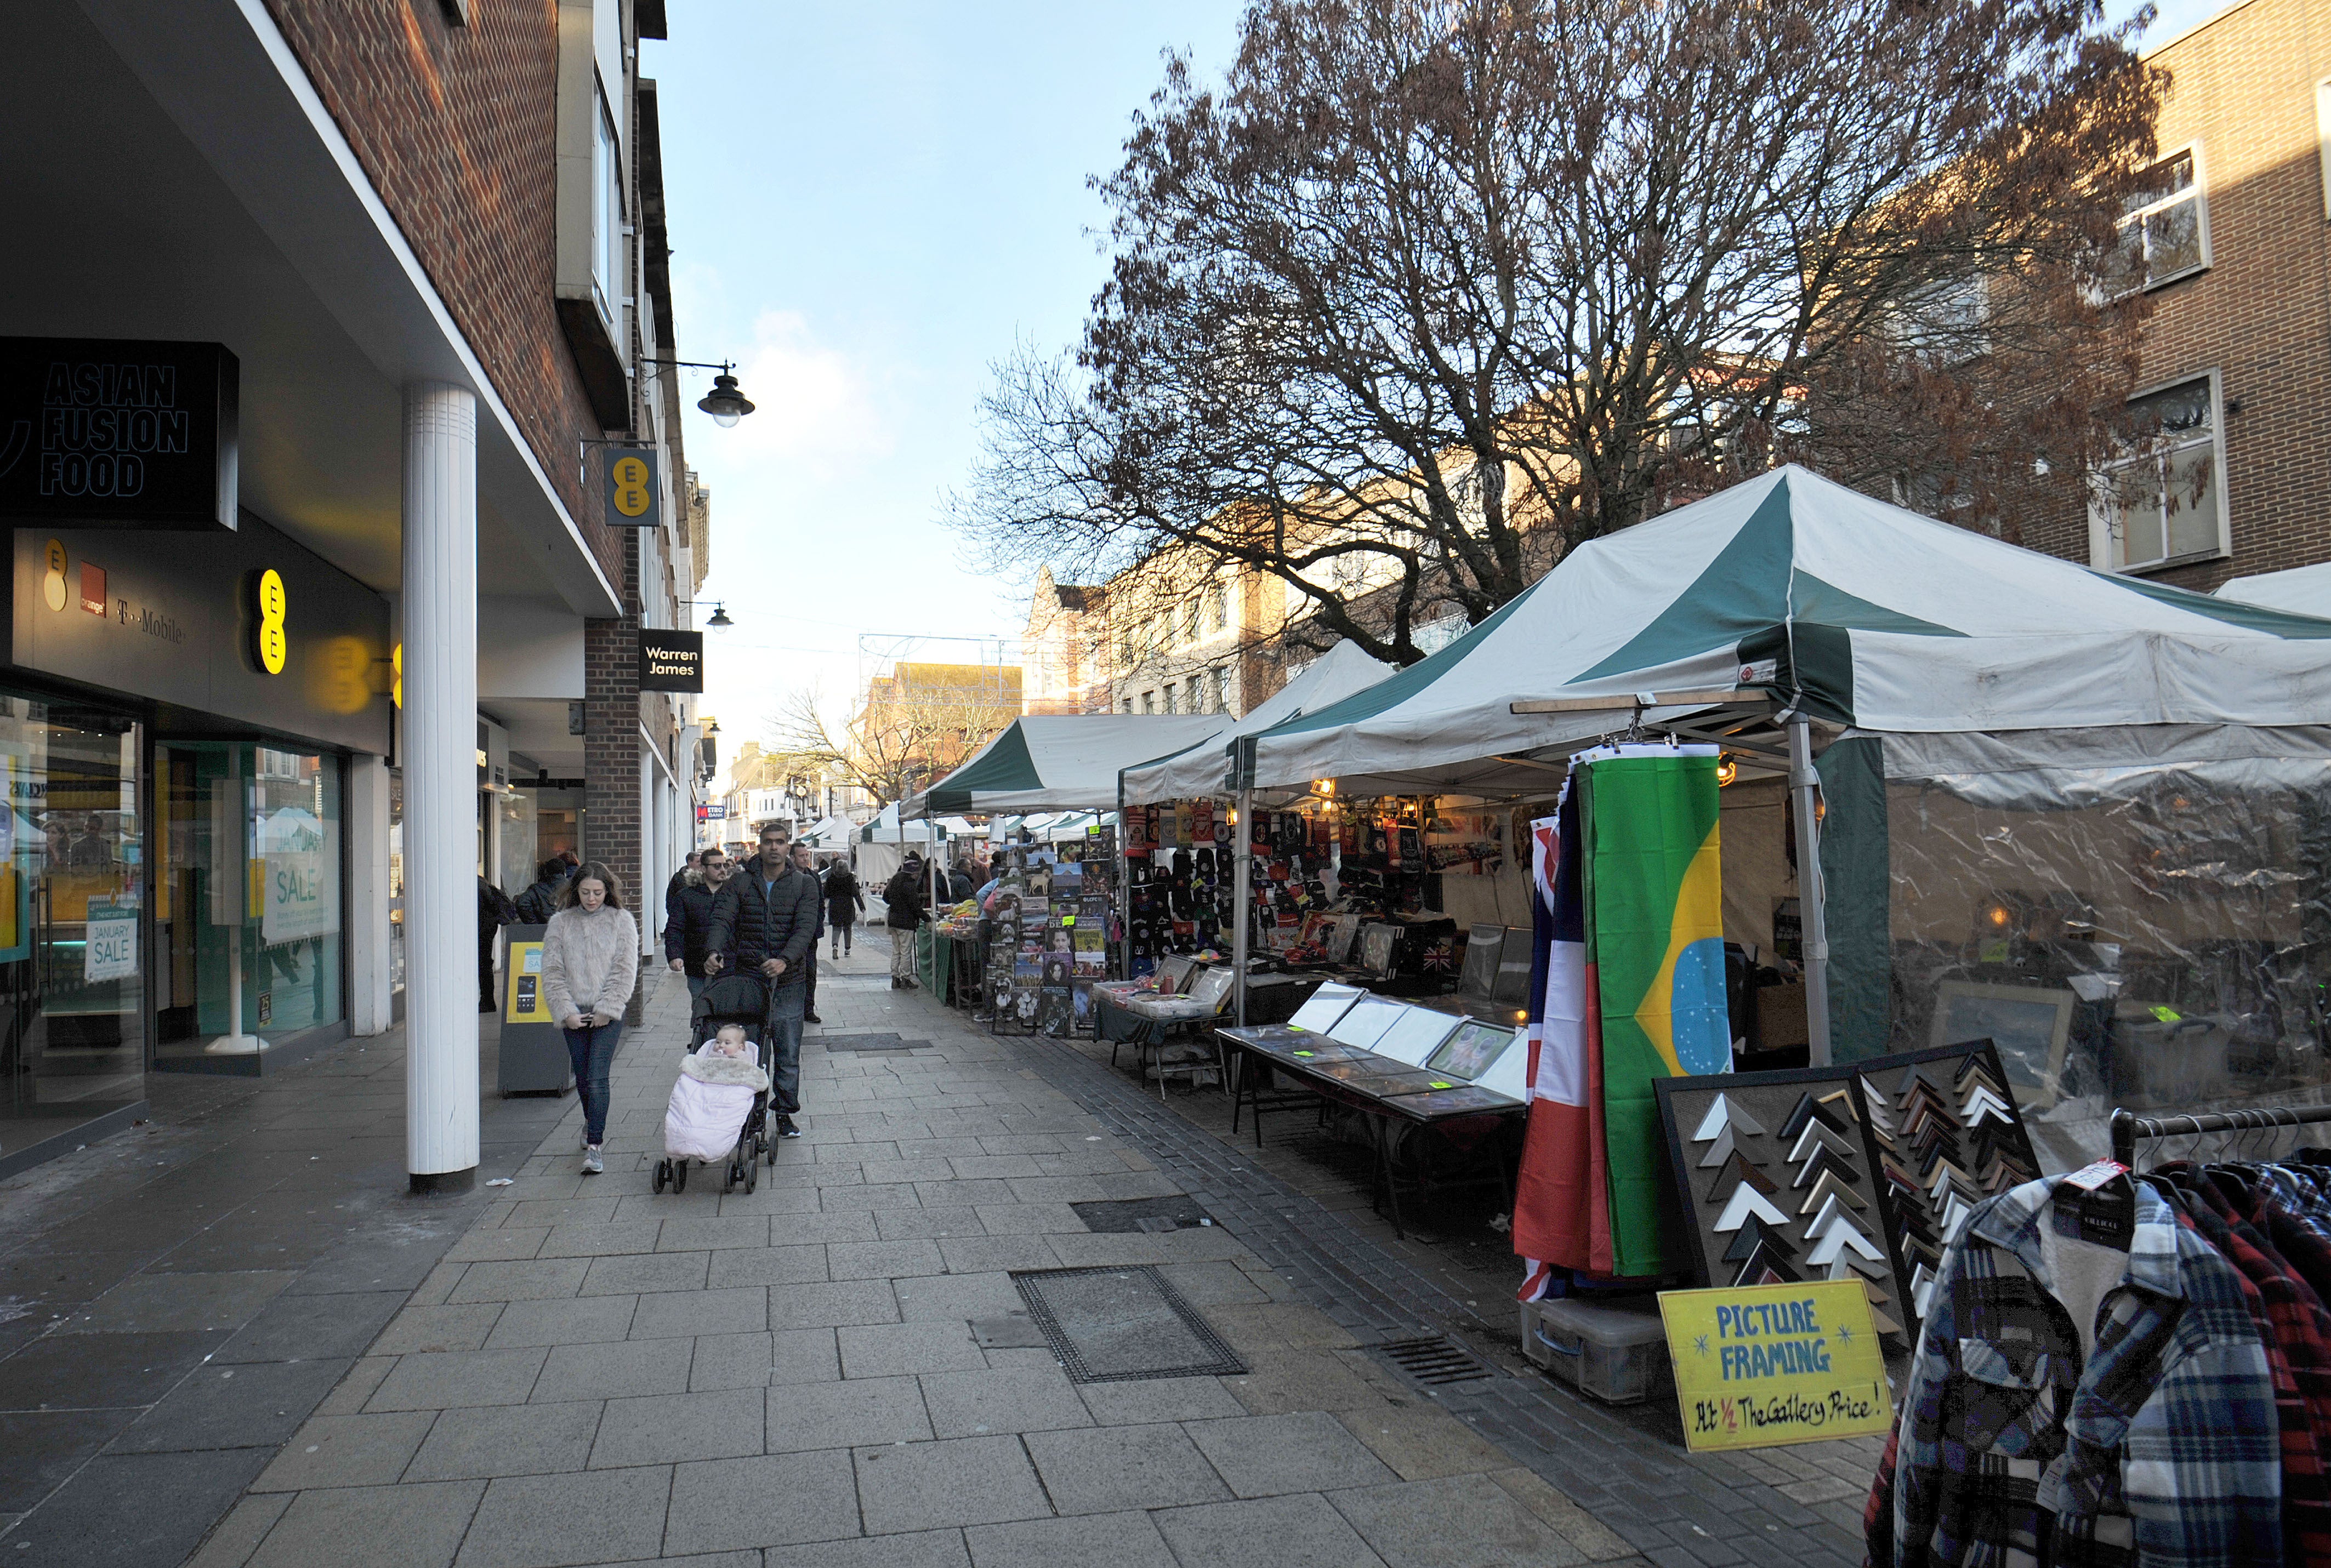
[0,338,241,531]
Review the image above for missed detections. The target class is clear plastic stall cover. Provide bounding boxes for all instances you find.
[1878,728,2331,1173]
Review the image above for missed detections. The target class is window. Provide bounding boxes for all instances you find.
[1182,598,1201,643]
[2105,147,2209,296]
[1210,664,1231,713]
[1140,691,1156,714]
[1209,583,1229,635]
[1122,698,1134,715]
[1162,682,1178,714]
[592,87,622,323]
[2093,372,2229,571]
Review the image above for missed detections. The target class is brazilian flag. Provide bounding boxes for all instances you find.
[1579,749,1731,1276]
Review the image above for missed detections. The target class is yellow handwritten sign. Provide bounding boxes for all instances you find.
[1657,1279,1894,1451]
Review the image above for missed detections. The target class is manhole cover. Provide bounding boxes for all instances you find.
[1070,1196,1218,1234]
[819,1034,930,1053]
[1010,1265,1248,1384]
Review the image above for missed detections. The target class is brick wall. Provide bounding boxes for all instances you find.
[260,0,627,592]
[586,528,645,1021]
[2036,0,2331,588]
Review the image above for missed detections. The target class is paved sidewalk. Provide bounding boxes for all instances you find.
[181,938,1882,1568]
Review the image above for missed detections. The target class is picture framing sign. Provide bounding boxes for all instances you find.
[601,444,660,529]
[639,628,703,693]
[1657,1279,1894,1451]
[0,338,240,531]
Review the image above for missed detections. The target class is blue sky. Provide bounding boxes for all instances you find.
[646,0,2227,771]
[646,2,1249,755]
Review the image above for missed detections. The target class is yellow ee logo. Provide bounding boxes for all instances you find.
[251,568,287,675]
[391,643,403,709]
[41,539,67,612]
[611,455,653,518]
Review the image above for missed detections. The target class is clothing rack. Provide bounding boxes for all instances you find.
[2109,1104,2331,1167]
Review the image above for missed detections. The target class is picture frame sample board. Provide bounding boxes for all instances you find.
[1651,1039,2038,1339]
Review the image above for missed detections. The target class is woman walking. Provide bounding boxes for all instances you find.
[823,857,864,960]
[541,860,639,1176]
[882,853,928,990]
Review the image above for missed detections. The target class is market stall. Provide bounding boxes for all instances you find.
[1226,464,2331,1171]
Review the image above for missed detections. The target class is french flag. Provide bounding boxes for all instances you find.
[1514,780,1609,1297]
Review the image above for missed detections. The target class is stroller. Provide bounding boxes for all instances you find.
[653,972,772,1195]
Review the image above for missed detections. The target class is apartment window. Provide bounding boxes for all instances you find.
[1209,664,1230,714]
[1184,598,1202,643]
[1164,682,1180,714]
[1122,698,1134,715]
[2106,147,2209,296]
[1209,583,1229,635]
[592,87,622,322]
[2094,372,2229,572]
[1140,691,1156,714]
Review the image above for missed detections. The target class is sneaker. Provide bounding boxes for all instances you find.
[804,1011,823,1024]
[776,1116,801,1139]
[582,1147,605,1175]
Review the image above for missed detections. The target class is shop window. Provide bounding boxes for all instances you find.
[0,695,145,1161]
[154,743,343,1070]
[2103,146,2210,297]
[2091,372,2229,572]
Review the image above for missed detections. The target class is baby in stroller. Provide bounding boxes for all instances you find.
[656,974,774,1195]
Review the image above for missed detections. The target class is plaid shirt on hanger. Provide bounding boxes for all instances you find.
[1868,1176,2280,1567]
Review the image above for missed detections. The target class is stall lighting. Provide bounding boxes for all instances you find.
[1714,755,1737,788]
[1314,779,1335,797]
[1987,905,2011,928]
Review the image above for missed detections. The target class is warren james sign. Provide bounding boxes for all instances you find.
[0,338,240,530]
[639,628,704,693]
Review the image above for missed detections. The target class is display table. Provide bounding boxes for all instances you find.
[920,926,981,1007]
[1216,1023,1525,1237]
[1096,990,1227,1098]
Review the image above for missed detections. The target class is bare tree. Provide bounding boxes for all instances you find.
[765,685,1018,809]
[958,0,2163,665]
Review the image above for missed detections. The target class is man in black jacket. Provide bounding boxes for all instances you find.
[664,845,729,1039]
[514,858,569,925]
[707,823,820,1137]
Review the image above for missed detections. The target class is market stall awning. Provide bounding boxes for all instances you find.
[1242,464,2331,795]
[795,814,859,849]
[905,714,1219,816]
[2218,560,2331,617]
[1119,639,1395,803]
[859,803,979,843]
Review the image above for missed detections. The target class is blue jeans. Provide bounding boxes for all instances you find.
[765,981,804,1116]
[685,973,710,1039]
[564,1020,624,1145]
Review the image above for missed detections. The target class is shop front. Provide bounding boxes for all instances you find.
[0,513,390,1176]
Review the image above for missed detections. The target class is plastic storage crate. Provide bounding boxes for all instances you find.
[1519,1297,1673,1405]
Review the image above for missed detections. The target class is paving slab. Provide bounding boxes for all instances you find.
[852,1434,1053,1534]
[964,1509,1180,1568]
[919,1365,1093,1439]
[252,1410,440,1491]
[482,1295,639,1348]
[1186,1410,1401,1497]
[1023,1420,1233,1514]
[765,1374,932,1451]
[110,1356,352,1453]
[403,1401,605,1481]
[247,1478,485,1568]
[838,1320,987,1378]
[454,1464,670,1567]
[530,1338,691,1403]
[662,1450,860,1554]
[375,1304,506,1356]
[367,1348,549,1412]
[56,1270,300,1335]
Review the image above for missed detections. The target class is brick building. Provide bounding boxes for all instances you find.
[0,0,714,1187]
[2042,0,2331,588]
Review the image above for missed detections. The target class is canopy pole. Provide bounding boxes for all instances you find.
[1232,782,1252,1027]
[1115,773,1128,983]
[1788,716,1832,1067]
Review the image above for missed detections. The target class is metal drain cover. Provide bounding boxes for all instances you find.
[1379,1335,1494,1385]
[1070,1196,1218,1234]
[818,1034,929,1052]
[1010,1265,1248,1384]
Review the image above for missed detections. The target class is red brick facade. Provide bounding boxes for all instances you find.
[259,0,626,592]
[2029,0,2331,589]
[585,527,645,1020]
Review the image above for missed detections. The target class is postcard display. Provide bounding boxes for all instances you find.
[987,830,1117,1038]
[1651,1041,2039,1340]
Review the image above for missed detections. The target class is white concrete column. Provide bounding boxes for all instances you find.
[348,753,395,1037]
[402,383,480,1192]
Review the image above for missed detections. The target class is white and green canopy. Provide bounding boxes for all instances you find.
[1119,639,1394,803]
[1243,465,2331,795]
[858,803,977,844]
[905,714,1220,817]
[2219,561,2331,618]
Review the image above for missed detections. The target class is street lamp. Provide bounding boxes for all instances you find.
[706,603,733,629]
[640,357,757,427]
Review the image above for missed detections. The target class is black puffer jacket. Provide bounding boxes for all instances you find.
[882,863,928,931]
[708,854,821,988]
[664,869,722,977]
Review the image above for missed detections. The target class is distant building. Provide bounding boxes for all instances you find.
[856,662,1023,799]
[1022,568,1112,714]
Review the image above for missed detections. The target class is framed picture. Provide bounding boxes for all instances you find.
[1928,980,2074,1109]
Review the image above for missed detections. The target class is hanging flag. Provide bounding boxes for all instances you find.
[1580,745,1731,1278]
[1513,779,1612,1292]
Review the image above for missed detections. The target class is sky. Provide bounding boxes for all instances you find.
[643,2,1249,784]
[645,0,2230,796]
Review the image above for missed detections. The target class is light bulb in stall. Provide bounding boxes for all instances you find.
[1715,755,1737,788]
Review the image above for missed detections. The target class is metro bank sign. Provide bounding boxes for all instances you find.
[0,338,240,531]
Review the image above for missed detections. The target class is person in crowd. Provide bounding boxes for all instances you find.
[540,862,638,1176]
[947,859,975,904]
[790,841,826,1024]
[478,875,518,1012]
[883,853,928,990]
[666,848,701,904]
[707,823,820,1139]
[823,855,864,959]
[558,848,582,885]
[514,856,568,925]
[664,845,730,1039]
